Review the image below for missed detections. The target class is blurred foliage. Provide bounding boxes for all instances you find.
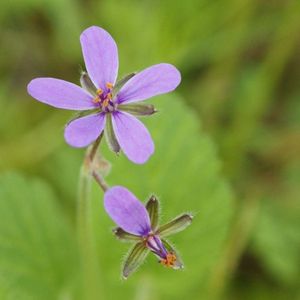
[0,0,300,299]
[92,96,233,300]
[0,173,77,299]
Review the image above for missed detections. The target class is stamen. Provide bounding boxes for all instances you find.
[92,85,115,111]
[96,88,103,95]
[160,252,177,267]
[93,96,101,103]
[106,82,113,89]
[102,98,109,107]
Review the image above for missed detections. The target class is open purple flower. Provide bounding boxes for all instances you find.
[27,26,181,164]
[104,186,193,278]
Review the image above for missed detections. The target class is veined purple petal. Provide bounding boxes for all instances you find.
[112,111,154,164]
[80,26,119,90]
[64,113,106,147]
[27,78,95,110]
[117,63,181,104]
[104,186,151,236]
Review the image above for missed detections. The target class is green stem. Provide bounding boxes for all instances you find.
[88,134,103,163]
[207,196,260,299]
[77,133,109,299]
[92,170,109,192]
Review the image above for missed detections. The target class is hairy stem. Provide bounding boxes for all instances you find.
[92,170,109,192]
[88,134,103,163]
[85,133,109,192]
[77,133,108,299]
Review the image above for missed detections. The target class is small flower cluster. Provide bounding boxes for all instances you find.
[28,26,192,278]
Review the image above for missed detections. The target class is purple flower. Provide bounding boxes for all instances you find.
[104,186,193,278]
[27,26,181,164]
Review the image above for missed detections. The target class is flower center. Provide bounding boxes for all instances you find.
[145,234,177,267]
[93,82,116,112]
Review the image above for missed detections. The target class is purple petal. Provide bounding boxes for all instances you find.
[27,78,95,110]
[64,113,106,147]
[80,26,119,90]
[117,63,181,104]
[104,186,151,236]
[112,111,154,164]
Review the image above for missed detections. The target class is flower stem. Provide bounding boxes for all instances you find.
[84,133,109,192]
[77,133,107,299]
[88,134,103,163]
[207,196,260,299]
[92,170,109,192]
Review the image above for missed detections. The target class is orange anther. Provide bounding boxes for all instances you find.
[96,88,103,95]
[106,82,113,89]
[93,96,101,103]
[160,253,177,267]
[102,98,109,107]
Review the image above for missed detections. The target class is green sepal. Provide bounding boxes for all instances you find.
[122,241,149,279]
[118,103,157,116]
[113,227,141,241]
[66,108,101,125]
[80,71,97,96]
[162,239,184,269]
[112,72,137,98]
[157,213,193,237]
[104,113,121,153]
[145,195,160,230]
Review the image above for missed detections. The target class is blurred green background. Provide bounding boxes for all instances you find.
[0,0,300,299]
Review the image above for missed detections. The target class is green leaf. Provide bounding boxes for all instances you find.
[92,94,234,299]
[251,198,300,286]
[39,94,234,299]
[0,173,78,300]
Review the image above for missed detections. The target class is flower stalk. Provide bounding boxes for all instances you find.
[77,133,108,298]
[82,133,109,192]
